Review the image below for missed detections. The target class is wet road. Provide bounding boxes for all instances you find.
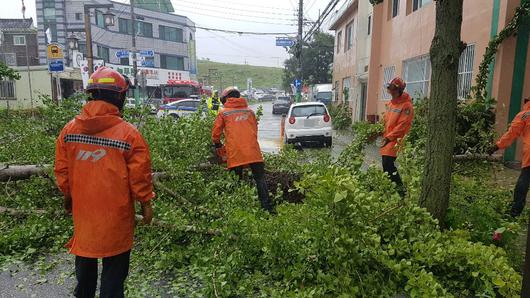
[251,102,284,153]
[249,102,367,161]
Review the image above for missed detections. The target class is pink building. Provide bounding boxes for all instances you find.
[331,0,530,162]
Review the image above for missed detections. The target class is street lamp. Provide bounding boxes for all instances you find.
[67,34,79,50]
[83,3,114,76]
[103,9,115,27]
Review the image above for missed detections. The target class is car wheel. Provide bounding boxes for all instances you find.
[170,113,180,120]
[324,137,333,148]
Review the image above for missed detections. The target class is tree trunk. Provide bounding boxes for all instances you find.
[0,165,51,182]
[419,0,465,225]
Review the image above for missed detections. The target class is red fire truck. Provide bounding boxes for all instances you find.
[161,80,211,104]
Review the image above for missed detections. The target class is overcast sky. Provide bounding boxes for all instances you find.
[1,0,336,68]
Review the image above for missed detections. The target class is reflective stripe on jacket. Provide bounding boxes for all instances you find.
[212,97,263,169]
[380,92,414,157]
[497,101,530,167]
[54,100,155,258]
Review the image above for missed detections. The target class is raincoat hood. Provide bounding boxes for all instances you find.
[75,100,123,134]
[224,97,248,109]
[391,92,412,105]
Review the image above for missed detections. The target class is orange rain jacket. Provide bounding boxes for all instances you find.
[212,97,263,169]
[496,101,530,168]
[380,92,414,157]
[54,100,155,258]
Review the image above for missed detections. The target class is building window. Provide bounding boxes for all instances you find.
[160,55,184,70]
[120,57,130,66]
[345,21,354,51]
[334,81,339,101]
[43,21,57,42]
[342,77,352,102]
[95,11,105,28]
[43,0,55,9]
[0,80,16,100]
[75,13,82,21]
[413,0,432,11]
[43,8,55,21]
[458,44,475,99]
[391,0,400,18]
[336,31,342,54]
[137,22,153,38]
[119,18,131,34]
[382,65,396,100]
[13,35,26,46]
[159,25,183,42]
[368,15,372,35]
[97,45,110,63]
[403,55,431,99]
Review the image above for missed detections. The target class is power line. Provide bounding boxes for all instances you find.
[303,0,340,42]
[169,2,296,21]
[170,0,296,17]
[193,25,296,36]
[175,7,297,26]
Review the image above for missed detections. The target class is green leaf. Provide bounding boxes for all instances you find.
[334,191,347,203]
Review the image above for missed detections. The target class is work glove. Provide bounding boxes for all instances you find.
[140,201,153,225]
[487,144,499,155]
[380,137,391,148]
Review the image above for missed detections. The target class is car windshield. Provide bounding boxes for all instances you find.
[173,100,200,109]
[317,92,332,100]
[276,98,290,104]
[291,105,326,117]
[162,85,199,99]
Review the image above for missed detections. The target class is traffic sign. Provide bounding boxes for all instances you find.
[276,37,295,47]
[139,50,154,57]
[294,79,302,89]
[115,50,129,59]
[47,43,64,59]
[48,59,64,73]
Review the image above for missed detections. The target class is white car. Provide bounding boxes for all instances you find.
[284,102,333,147]
[156,99,204,119]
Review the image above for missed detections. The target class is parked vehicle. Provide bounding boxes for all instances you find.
[284,102,332,147]
[160,80,209,104]
[272,96,292,115]
[308,84,333,105]
[156,99,205,119]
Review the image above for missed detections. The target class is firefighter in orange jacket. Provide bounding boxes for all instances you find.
[212,87,273,212]
[380,77,414,197]
[489,97,530,217]
[54,67,155,298]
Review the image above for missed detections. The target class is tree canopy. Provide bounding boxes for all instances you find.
[282,32,334,90]
[0,62,21,81]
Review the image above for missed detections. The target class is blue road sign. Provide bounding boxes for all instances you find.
[115,50,129,59]
[139,50,154,57]
[294,79,302,89]
[48,59,64,73]
[276,37,295,47]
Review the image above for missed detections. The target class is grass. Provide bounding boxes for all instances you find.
[197,59,283,90]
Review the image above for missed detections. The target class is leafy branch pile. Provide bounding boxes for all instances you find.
[0,96,525,297]
[328,103,353,130]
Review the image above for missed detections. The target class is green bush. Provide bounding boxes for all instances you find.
[328,103,353,130]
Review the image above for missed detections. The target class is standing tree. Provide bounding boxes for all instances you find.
[0,62,21,81]
[419,0,465,223]
[282,32,334,90]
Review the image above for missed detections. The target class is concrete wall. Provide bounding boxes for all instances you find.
[367,0,512,117]
[0,66,51,110]
[331,2,358,108]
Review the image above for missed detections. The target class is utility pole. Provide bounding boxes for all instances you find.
[84,7,94,76]
[21,1,33,110]
[296,0,303,103]
[130,0,139,104]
